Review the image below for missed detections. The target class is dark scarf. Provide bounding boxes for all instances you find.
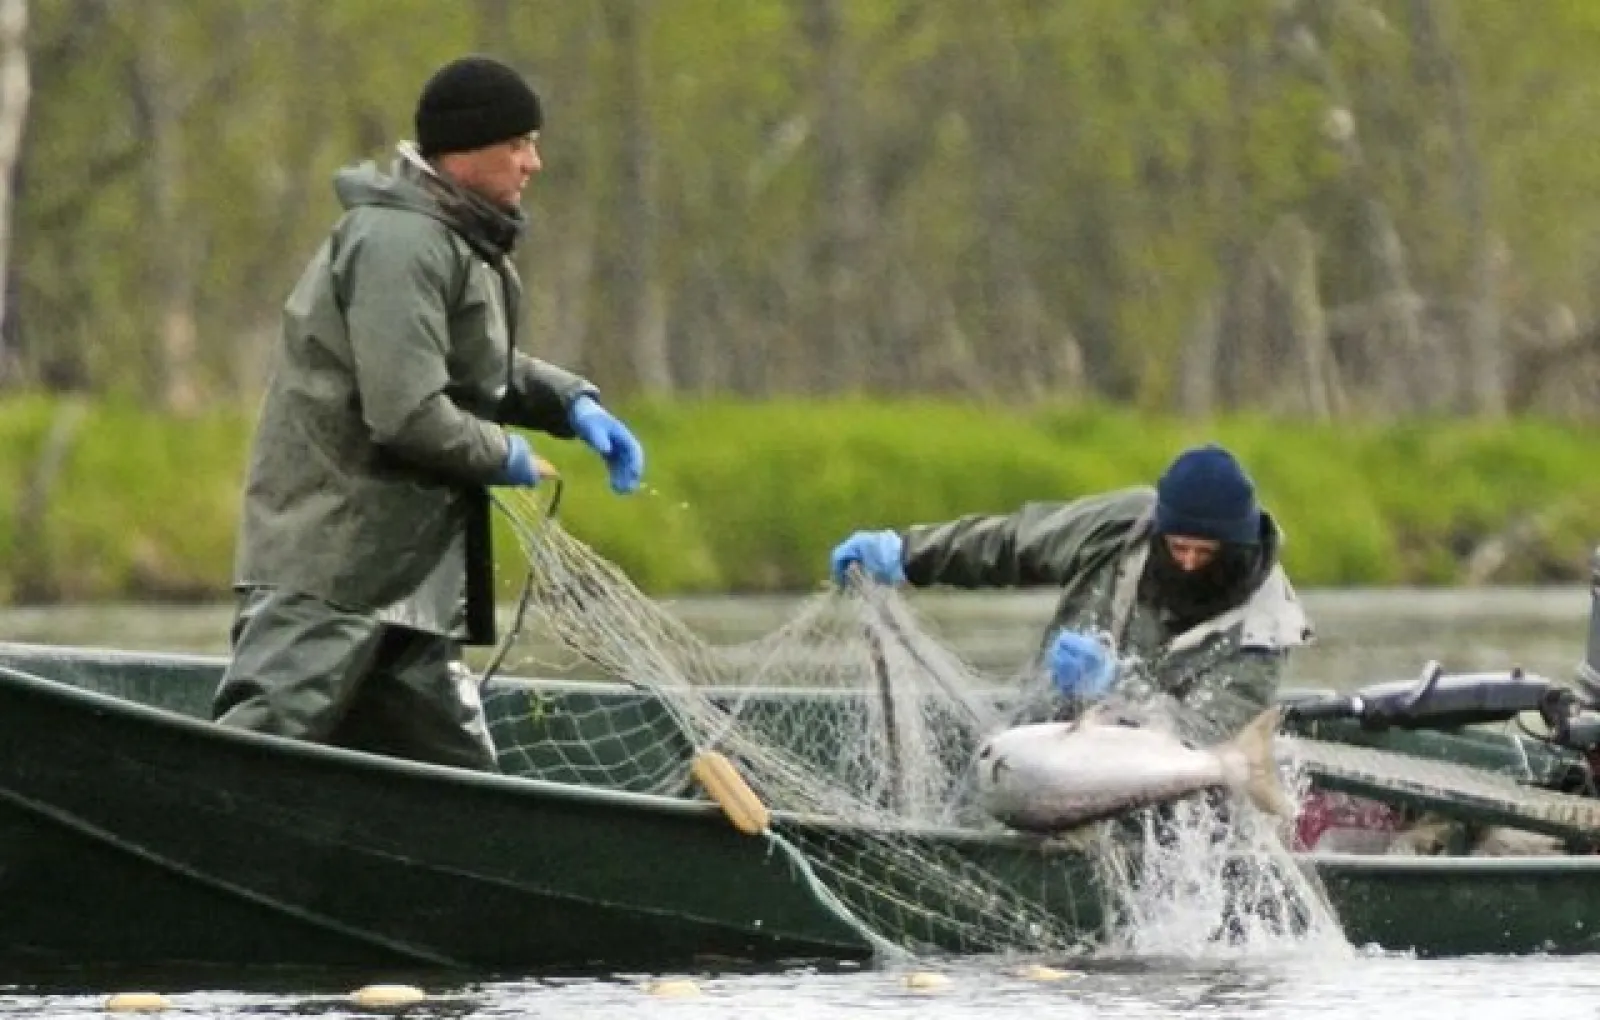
[399,156,526,261]
[1138,535,1268,635]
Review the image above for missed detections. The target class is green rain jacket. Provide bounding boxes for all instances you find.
[900,486,1313,740]
[233,144,594,641]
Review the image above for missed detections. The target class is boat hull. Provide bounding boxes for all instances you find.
[3,640,1600,964]
[0,659,874,971]
[1313,853,1600,956]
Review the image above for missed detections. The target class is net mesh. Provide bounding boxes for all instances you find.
[483,488,1346,960]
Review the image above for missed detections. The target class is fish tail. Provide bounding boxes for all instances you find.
[1219,706,1297,819]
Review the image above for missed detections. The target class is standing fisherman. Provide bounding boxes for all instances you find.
[212,56,644,771]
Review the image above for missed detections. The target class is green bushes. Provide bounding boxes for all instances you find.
[2,394,1597,603]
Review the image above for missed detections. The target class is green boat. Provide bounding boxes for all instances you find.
[1,638,1600,970]
[0,638,1107,974]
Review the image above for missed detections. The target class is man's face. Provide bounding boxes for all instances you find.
[1162,535,1221,573]
[446,133,542,210]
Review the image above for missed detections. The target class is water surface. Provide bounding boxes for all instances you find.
[0,586,1590,691]
[5,953,1597,1019]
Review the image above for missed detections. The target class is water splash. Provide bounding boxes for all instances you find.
[1092,766,1352,962]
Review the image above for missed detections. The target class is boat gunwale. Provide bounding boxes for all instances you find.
[0,653,1073,855]
[1302,851,1600,873]
[7,639,1600,872]
[0,658,725,821]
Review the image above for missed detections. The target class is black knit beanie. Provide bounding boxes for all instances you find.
[415,55,543,156]
[1154,443,1262,546]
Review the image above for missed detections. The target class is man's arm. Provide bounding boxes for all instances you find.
[901,488,1151,589]
[337,215,509,483]
[499,352,598,438]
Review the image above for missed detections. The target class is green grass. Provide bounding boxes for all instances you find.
[2,393,1597,602]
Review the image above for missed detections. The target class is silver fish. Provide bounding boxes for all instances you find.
[972,706,1294,833]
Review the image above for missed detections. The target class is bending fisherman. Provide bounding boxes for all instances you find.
[829,443,1312,743]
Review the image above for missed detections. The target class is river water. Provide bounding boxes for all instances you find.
[0,586,1595,1017]
[2,585,1589,690]
[5,953,1600,1019]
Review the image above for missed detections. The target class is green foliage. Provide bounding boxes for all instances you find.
[4,397,1600,603]
[0,394,57,600]
[16,0,1600,409]
[0,398,245,601]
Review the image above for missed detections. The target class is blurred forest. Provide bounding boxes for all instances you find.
[4,0,1600,418]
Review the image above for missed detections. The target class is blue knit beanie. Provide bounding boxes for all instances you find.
[1154,444,1261,546]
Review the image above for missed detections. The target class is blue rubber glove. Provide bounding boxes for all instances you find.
[495,434,542,487]
[569,395,644,494]
[1048,629,1117,701]
[829,530,906,587]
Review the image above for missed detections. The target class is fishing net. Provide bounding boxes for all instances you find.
[483,488,1346,960]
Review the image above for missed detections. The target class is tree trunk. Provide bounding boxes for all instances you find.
[1269,215,1343,419]
[1408,0,1504,417]
[1186,16,1260,418]
[1277,0,1426,413]
[604,0,671,395]
[521,3,597,376]
[964,12,1057,400]
[1180,293,1221,418]
[135,0,200,414]
[0,0,28,388]
[799,0,870,393]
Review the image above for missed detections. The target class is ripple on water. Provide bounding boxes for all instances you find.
[6,954,1600,1020]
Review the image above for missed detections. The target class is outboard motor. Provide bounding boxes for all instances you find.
[1287,546,1600,752]
[1284,659,1560,730]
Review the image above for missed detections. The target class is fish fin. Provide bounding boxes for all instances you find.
[1050,714,1091,736]
[1073,705,1135,730]
[1219,706,1296,819]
